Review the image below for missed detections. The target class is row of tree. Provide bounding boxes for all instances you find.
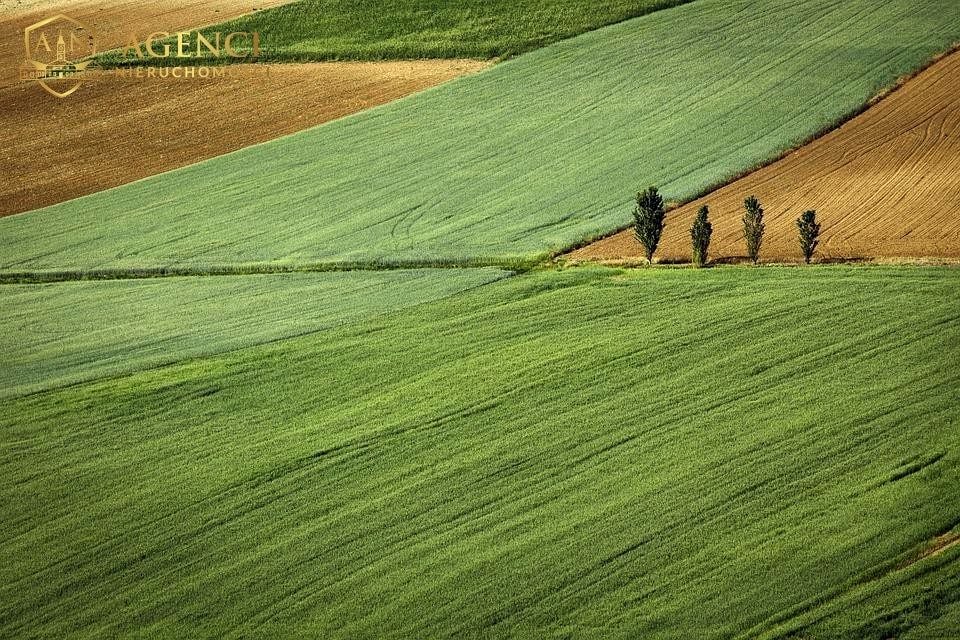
[632,187,821,266]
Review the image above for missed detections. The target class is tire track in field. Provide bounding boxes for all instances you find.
[4,289,732,631]
[571,50,960,263]
[0,392,509,632]
[5,0,955,272]
[238,287,957,633]
[470,311,960,632]
[4,269,959,636]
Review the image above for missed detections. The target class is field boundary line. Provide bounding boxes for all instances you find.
[4,255,960,285]
[0,257,543,284]
[559,42,960,261]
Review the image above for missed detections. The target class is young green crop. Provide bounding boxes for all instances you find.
[2,266,958,638]
[99,0,696,65]
[0,268,509,399]
[4,0,959,272]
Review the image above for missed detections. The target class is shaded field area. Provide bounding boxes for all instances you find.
[0,267,507,398]
[0,60,488,217]
[570,51,960,264]
[3,0,959,271]
[119,0,694,62]
[1,266,958,638]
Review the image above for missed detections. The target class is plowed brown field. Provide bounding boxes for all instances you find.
[1,1,487,217]
[570,52,960,263]
[1,0,294,88]
[0,60,487,216]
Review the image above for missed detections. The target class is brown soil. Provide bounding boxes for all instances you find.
[0,60,488,216]
[898,531,960,570]
[913,531,960,561]
[0,0,488,216]
[1,0,296,89]
[569,52,960,264]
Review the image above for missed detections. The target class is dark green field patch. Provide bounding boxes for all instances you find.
[102,0,695,64]
[2,266,958,638]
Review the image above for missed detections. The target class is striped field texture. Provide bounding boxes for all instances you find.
[99,0,696,63]
[3,0,960,271]
[0,268,508,399]
[2,266,958,638]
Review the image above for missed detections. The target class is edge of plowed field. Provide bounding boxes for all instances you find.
[563,42,960,264]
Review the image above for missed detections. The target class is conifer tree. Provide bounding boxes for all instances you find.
[633,186,666,263]
[797,209,821,264]
[690,205,712,267]
[742,196,765,264]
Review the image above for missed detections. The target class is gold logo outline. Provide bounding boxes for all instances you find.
[23,14,97,98]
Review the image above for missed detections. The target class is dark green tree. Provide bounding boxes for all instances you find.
[633,186,666,263]
[797,209,821,264]
[742,195,765,264]
[690,205,712,267]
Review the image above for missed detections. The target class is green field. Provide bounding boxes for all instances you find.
[106,0,694,63]
[0,268,507,399]
[2,266,958,638]
[5,0,959,635]
[5,0,959,273]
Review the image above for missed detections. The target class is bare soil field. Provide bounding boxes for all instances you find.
[570,52,960,263]
[1,0,296,88]
[1,0,486,216]
[0,59,487,216]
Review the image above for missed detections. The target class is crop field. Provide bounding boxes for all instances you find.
[0,0,294,88]
[141,0,694,62]
[3,0,488,216]
[4,0,960,635]
[4,0,959,272]
[0,268,507,398]
[0,60,488,217]
[570,51,960,263]
[2,266,958,638]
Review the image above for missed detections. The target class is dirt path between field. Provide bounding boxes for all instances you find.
[569,51,960,263]
[0,60,488,217]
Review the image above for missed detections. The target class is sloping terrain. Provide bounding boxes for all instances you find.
[144,0,694,62]
[0,267,507,398]
[569,51,960,263]
[2,0,959,272]
[0,0,293,88]
[0,60,488,217]
[1,266,958,638]
[1,0,690,216]
[2,2,958,638]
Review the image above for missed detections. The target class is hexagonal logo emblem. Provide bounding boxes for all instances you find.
[21,14,97,98]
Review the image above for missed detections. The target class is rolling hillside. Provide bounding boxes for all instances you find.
[145,0,696,62]
[3,0,959,271]
[0,268,508,398]
[2,266,958,638]
[1,61,488,217]
[2,0,501,216]
[570,50,960,263]
[0,0,294,88]
[3,1,958,637]
[8,0,691,216]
